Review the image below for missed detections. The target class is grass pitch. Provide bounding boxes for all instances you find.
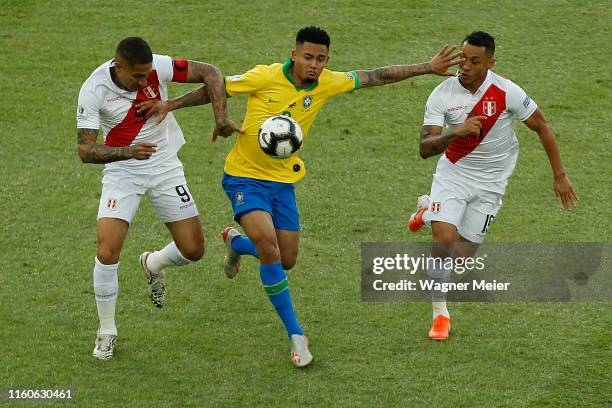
[1,1,610,406]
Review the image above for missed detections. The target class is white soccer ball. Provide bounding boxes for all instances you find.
[258,115,303,159]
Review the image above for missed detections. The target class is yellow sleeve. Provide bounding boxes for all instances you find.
[324,69,361,96]
[225,64,274,97]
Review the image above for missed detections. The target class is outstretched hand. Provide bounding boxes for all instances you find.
[211,119,243,143]
[553,174,578,210]
[429,44,461,76]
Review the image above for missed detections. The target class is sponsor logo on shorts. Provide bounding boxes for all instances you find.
[107,199,118,210]
[236,192,244,205]
[179,202,194,210]
[523,95,531,108]
[431,202,441,214]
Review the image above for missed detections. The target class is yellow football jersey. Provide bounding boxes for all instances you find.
[224,59,359,183]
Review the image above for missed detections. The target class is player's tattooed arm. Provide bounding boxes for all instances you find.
[357,63,431,88]
[171,86,210,108]
[77,128,156,163]
[137,86,211,124]
[186,61,240,139]
[419,117,486,158]
[419,125,456,158]
[357,45,461,88]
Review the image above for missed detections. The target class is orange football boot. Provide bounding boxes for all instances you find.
[407,194,429,232]
[428,315,450,340]
[408,208,427,232]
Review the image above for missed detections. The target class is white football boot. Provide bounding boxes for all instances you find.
[222,227,241,279]
[290,334,313,368]
[92,331,116,361]
[140,252,166,308]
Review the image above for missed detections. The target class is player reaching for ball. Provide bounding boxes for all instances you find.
[77,37,239,360]
[137,26,460,367]
[407,31,578,340]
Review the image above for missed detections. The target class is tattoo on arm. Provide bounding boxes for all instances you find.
[359,63,431,88]
[419,125,456,158]
[187,60,228,125]
[77,128,134,163]
[172,86,211,109]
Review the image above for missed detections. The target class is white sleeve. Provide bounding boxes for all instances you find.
[76,83,101,129]
[154,54,174,84]
[506,80,537,121]
[423,87,446,127]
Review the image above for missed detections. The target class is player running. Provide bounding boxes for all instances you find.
[138,26,460,367]
[408,31,578,340]
[77,37,239,360]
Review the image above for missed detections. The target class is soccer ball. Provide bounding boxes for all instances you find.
[258,115,303,159]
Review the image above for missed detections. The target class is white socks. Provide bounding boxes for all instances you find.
[432,301,450,319]
[93,257,118,336]
[145,241,192,274]
[93,242,190,335]
[428,266,451,319]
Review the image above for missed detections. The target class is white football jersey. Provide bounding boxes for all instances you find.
[423,70,537,193]
[77,54,188,172]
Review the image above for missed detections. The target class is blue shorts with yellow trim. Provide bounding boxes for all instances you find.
[221,173,301,231]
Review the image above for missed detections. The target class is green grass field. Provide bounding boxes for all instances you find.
[1,0,611,406]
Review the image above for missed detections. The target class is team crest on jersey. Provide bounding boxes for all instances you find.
[143,86,157,99]
[345,72,354,80]
[431,202,441,214]
[236,192,244,205]
[483,99,496,117]
[303,95,313,109]
[107,199,118,210]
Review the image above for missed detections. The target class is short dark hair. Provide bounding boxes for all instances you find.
[463,31,495,57]
[116,37,153,66]
[296,26,330,48]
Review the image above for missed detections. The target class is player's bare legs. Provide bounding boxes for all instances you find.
[238,210,312,367]
[140,216,204,308]
[276,229,299,270]
[429,221,479,339]
[240,211,282,264]
[165,216,205,261]
[92,217,129,360]
[223,218,300,273]
[97,218,130,264]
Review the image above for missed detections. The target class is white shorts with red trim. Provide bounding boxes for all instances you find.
[97,158,198,224]
[423,172,503,244]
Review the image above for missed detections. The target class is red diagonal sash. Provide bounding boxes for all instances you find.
[105,70,161,147]
[445,84,506,164]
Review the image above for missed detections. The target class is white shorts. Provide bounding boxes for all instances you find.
[97,160,199,224]
[423,173,503,244]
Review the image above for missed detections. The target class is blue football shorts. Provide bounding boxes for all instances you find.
[221,173,301,231]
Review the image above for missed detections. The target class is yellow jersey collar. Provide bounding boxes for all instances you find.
[282,58,318,91]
